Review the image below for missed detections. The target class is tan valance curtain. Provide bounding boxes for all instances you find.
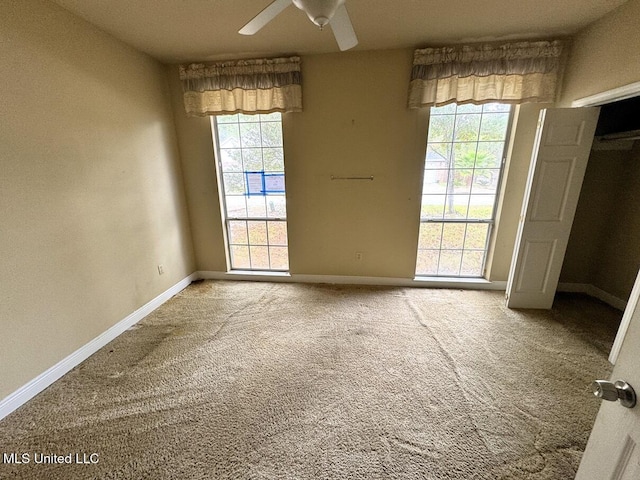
[179,56,302,116]
[408,40,564,108]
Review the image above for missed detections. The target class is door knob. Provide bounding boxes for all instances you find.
[592,380,636,408]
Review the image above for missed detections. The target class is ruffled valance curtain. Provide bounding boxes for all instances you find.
[408,40,564,108]
[179,56,302,116]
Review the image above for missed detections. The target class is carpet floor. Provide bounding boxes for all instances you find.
[0,281,621,479]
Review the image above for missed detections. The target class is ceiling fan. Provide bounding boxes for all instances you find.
[239,0,358,51]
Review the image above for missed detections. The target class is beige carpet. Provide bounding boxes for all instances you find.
[0,281,621,479]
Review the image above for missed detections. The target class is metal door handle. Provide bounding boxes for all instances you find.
[592,380,636,408]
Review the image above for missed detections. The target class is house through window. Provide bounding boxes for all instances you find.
[213,113,289,271]
[416,103,512,277]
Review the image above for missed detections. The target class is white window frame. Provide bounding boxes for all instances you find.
[416,103,515,278]
[212,113,289,272]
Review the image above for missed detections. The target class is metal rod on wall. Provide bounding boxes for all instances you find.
[330,175,374,181]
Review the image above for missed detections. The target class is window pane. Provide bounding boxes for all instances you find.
[431,103,456,115]
[217,114,239,124]
[220,149,243,171]
[456,104,483,114]
[482,103,511,113]
[461,250,485,276]
[230,245,250,269]
[422,169,449,193]
[438,250,462,275]
[425,144,452,169]
[452,169,473,193]
[247,221,267,245]
[238,113,256,123]
[441,223,466,249]
[443,195,469,219]
[416,250,439,275]
[225,196,247,218]
[240,123,262,147]
[223,173,245,195]
[259,113,281,122]
[421,195,446,218]
[217,123,240,148]
[269,246,289,270]
[263,148,285,171]
[247,196,267,217]
[428,115,455,143]
[242,148,263,171]
[477,142,505,169]
[249,245,270,269]
[468,197,495,219]
[472,169,500,194]
[228,220,248,244]
[267,221,288,246]
[261,122,283,146]
[454,114,481,142]
[266,196,286,218]
[418,223,442,249]
[464,224,489,249]
[453,143,478,169]
[479,113,510,141]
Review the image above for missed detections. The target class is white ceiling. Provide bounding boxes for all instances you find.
[52,0,628,63]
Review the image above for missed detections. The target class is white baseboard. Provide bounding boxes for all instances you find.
[0,273,198,421]
[557,282,627,311]
[198,270,507,291]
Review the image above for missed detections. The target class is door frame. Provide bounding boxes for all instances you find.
[570,80,640,364]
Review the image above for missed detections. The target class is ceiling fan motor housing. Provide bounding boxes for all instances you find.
[292,0,346,27]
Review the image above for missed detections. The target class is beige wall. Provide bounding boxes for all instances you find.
[561,145,640,300]
[284,50,428,277]
[589,143,640,299]
[558,0,640,300]
[560,150,626,285]
[0,1,194,398]
[168,72,227,272]
[560,0,640,106]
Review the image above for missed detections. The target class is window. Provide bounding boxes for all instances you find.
[213,113,289,271]
[416,103,512,277]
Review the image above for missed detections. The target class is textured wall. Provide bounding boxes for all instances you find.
[560,0,640,106]
[0,0,195,398]
[282,50,427,277]
[561,146,640,300]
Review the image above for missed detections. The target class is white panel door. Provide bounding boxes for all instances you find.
[506,107,600,309]
[576,269,640,479]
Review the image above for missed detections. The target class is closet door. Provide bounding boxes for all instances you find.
[506,107,600,309]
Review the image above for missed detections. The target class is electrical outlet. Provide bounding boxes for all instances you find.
[157,264,165,275]
[355,252,363,261]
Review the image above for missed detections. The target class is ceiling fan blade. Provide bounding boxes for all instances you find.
[330,4,358,51]
[239,0,292,35]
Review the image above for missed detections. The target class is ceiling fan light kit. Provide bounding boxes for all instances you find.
[239,0,358,51]
[292,0,344,27]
